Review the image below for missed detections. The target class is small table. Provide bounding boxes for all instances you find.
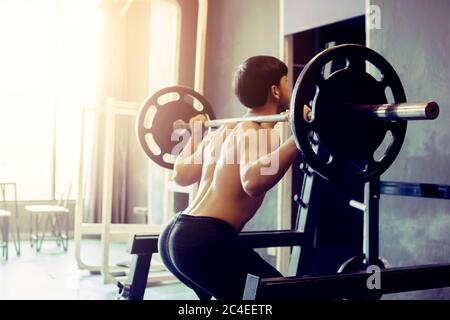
[25,205,69,252]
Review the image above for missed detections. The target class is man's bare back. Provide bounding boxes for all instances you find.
[185,122,279,232]
[174,71,296,232]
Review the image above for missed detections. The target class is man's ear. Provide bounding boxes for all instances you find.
[270,85,280,100]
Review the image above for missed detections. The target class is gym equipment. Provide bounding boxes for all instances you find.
[136,44,440,181]
[292,44,412,181]
[136,86,216,169]
[75,101,173,285]
[244,264,450,300]
[243,177,450,300]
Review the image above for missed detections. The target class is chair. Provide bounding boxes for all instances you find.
[0,183,21,260]
[25,185,71,252]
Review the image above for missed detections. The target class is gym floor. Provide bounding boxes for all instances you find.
[0,240,197,300]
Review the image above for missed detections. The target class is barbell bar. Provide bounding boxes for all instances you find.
[173,101,440,130]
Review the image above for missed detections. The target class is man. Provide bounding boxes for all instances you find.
[158,56,299,300]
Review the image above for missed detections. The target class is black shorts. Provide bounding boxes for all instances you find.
[158,213,282,300]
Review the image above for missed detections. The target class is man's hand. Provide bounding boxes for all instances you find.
[279,106,312,125]
[189,114,208,137]
[280,109,291,126]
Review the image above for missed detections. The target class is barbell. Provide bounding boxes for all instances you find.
[136,44,440,182]
[172,101,439,130]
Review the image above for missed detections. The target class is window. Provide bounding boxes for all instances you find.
[0,0,99,200]
[148,0,179,93]
[147,0,179,221]
[54,0,98,199]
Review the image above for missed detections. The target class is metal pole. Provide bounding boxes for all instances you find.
[364,178,380,267]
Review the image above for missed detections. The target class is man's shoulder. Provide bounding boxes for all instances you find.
[236,121,263,131]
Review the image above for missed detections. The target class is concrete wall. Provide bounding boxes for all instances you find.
[369,0,450,299]
[204,0,281,118]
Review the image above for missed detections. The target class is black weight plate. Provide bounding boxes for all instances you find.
[290,44,407,182]
[136,86,215,169]
[314,69,389,159]
[337,254,386,273]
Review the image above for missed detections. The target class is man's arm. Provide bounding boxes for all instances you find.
[172,115,208,186]
[239,122,298,197]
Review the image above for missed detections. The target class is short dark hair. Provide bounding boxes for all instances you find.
[233,56,288,108]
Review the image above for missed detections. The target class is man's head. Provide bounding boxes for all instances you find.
[233,56,290,111]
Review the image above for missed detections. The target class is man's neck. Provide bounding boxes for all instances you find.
[245,102,278,117]
[244,102,279,128]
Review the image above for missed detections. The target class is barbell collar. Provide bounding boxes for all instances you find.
[351,101,440,121]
